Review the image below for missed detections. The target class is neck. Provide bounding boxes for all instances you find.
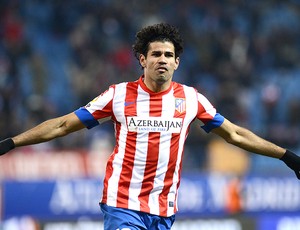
[142,76,171,93]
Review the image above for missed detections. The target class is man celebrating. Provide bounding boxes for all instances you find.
[1,23,300,230]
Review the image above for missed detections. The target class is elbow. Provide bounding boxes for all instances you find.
[57,129,69,138]
[224,136,235,145]
[57,123,75,137]
[224,132,241,146]
[52,120,71,138]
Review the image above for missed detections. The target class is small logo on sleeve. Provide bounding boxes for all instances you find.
[124,101,136,106]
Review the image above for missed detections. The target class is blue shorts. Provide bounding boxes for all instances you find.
[100,203,175,230]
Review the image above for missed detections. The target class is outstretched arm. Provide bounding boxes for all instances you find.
[12,112,85,147]
[0,112,85,154]
[212,118,300,179]
[212,119,286,158]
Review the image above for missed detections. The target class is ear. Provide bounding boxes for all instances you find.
[174,57,180,70]
[139,54,146,68]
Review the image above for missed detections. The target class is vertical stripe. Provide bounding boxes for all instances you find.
[99,78,217,217]
[158,83,186,216]
[138,92,163,213]
[197,93,216,120]
[148,88,175,215]
[169,85,198,216]
[103,83,127,207]
[116,82,139,207]
[100,85,117,204]
[128,85,150,210]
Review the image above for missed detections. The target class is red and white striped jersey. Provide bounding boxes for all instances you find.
[75,76,224,217]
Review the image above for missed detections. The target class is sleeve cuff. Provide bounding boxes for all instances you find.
[74,107,99,129]
[201,113,225,133]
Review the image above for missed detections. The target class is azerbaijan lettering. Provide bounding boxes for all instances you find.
[127,116,183,133]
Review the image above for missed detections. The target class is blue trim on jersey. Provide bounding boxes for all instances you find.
[74,107,99,129]
[201,113,225,133]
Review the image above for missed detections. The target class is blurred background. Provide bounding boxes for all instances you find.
[1,0,300,229]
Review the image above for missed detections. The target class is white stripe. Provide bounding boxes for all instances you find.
[128,85,150,211]
[197,93,216,117]
[112,82,128,124]
[106,83,127,207]
[86,86,114,112]
[148,88,175,215]
[185,86,199,123]
[167,86,198,216]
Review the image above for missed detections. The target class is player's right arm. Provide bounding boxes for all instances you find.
[0,112,85,155]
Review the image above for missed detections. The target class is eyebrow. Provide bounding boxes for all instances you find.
[151,51,175,56]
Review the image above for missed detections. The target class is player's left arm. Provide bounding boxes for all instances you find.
[212,118,300,179]
[212,118,285,158]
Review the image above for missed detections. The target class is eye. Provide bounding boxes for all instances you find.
[152,51,161,57]
[166,53,174,57]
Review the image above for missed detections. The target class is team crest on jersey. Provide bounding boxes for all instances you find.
[175,98,186,113]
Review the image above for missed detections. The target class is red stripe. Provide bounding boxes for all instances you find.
[101,121,121,204]
[98,87,115,204]
[196,91,214,122]
[197,101,214,122]
[92,102,112,119]
[116,82,138,207]
[159,83,186,216]
[139,94,162,212]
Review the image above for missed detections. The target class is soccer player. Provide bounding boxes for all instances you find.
[1,23,300,230]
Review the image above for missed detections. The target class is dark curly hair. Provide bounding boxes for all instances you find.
[132,23,184,61]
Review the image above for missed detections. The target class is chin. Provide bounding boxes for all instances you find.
[156,76,169,84]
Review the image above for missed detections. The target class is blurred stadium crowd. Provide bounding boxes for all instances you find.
[0,0,300,172]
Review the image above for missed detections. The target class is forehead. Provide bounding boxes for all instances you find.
[148,41,175,53]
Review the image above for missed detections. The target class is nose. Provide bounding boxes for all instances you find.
[158,54,167,64]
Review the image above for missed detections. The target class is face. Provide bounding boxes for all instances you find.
[139,41,180,91]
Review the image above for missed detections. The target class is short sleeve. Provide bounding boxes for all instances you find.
[74,107,99,129]
[74,85,115,129]
[201,113,225,133]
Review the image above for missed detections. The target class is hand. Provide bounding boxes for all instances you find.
[0,138,15,156]
[280,150,300,179]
